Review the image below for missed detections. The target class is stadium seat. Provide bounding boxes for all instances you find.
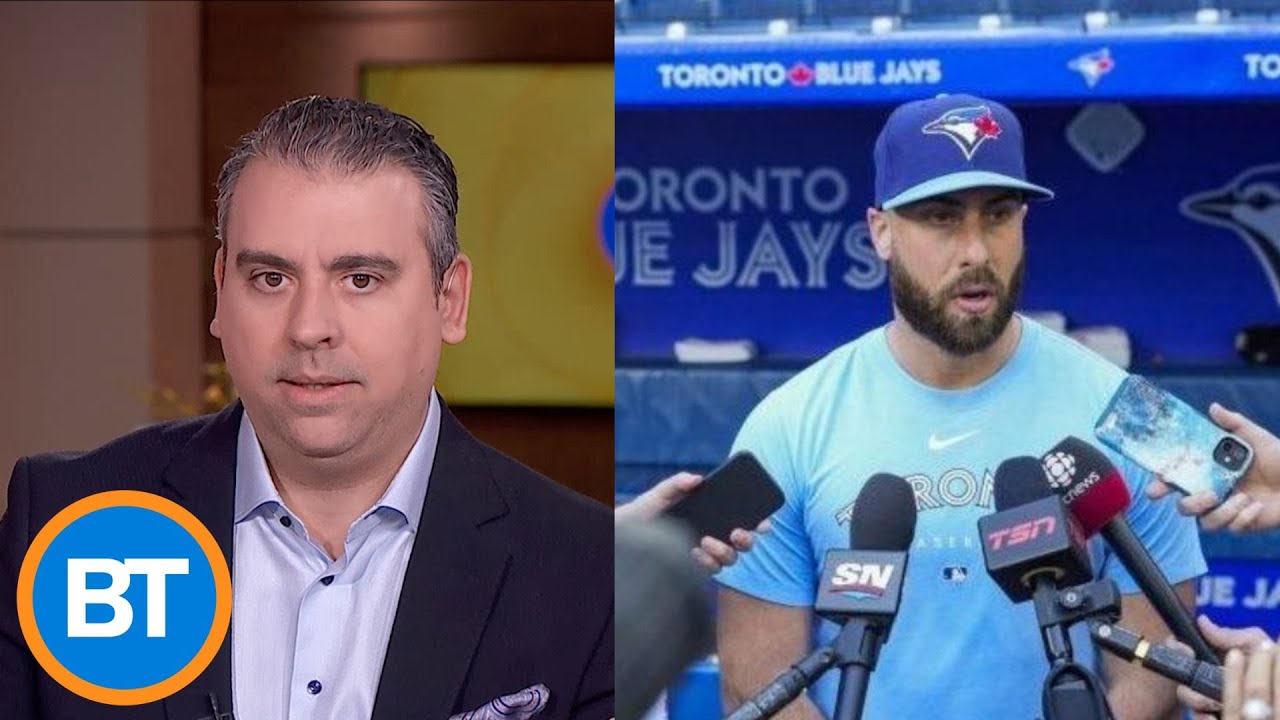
[814,0,904,26]
[906,0,1003,23]
[1109,0,1205,17]
[629,0,715,25]
[719,0,810,22]
[1219,0,1280,16]
[1008,0,1106,20]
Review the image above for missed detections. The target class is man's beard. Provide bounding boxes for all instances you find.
[889,256,1024,357]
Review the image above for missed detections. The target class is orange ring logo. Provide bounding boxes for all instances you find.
[16,490,232,705]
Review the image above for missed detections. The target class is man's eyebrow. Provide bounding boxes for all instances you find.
[914,195,963,209]
[984,190,1023,206]
[233,251,402,275]
[235,250,298,274]
[906,191,1022,212]
[328,254,401,274]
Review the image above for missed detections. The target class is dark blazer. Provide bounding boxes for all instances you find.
[0,401,613,720]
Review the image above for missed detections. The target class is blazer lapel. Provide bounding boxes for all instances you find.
[371,402,511,720]
[158,402,241,720]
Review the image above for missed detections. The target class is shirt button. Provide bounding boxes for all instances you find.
[307,679,322,695]
[320,575,334,586]
[280,516,293,528]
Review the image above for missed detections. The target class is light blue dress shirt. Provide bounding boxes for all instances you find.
[230,391,441,720]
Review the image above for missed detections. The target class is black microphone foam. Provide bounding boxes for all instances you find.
[615,519,714,720]
[993,456,1054,511]
[850,473,916,551]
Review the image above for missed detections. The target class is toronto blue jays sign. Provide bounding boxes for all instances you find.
[616,29,1280,106]
[615,102,1280,362]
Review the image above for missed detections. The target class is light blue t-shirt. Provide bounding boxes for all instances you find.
[716,316,1207,720]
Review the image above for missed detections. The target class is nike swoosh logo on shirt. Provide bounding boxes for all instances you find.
[928,430,981,451]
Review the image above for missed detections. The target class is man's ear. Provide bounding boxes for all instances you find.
[439,253,472,345]
[867,207,892,262]
[210,245,225,339]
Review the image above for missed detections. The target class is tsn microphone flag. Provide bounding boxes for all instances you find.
[16,491,231,705]
[979,496,1092,604]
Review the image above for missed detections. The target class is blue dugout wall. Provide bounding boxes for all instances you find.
[616,30,1280,715]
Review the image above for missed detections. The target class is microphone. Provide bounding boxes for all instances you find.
[815,472,915,627]
[722,647,836,720]
[818,473,916,720]
[726,474,916,720]
[1041,437,1218,664]
[980,456,1092,604]
[980,456,1114,720]
[615,519,714,720]
[1090,622,1223,701]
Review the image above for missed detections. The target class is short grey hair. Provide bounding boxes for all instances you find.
[215,95,460,291]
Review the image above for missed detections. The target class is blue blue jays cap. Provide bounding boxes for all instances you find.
[874,93,1054,210]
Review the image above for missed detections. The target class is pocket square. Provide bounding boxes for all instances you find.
[450,684,550,720]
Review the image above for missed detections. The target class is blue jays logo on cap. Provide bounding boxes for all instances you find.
[874,93,1055,210]
[922,105,1003,161]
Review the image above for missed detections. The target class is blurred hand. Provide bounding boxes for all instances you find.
[1171,615,1272,718]
[615,472,703,525]
[1146,403,1280,532]
[615,472,771,574]
[1220,640,1278,720]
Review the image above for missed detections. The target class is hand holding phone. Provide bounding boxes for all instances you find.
[1096,376,1254,503]
[663,451,784,546]
[1147,403,1280,533]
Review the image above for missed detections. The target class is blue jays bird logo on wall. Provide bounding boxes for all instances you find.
[922,105,1002,160]
[1068,48,1115,88]
[1181,163,1280,305]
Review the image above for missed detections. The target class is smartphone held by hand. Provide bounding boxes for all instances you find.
[663,452,784,544]
[1096,375,1253,504]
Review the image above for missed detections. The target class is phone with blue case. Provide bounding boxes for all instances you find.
[1094,375,1253,500]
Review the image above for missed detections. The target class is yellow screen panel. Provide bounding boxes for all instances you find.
[364,64,614,407]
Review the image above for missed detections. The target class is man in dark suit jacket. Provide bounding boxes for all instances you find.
[0,96,612,720]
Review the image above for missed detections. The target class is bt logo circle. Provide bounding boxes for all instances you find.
[17,490,231,705]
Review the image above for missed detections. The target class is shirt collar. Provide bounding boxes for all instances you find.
[233,389,442,532]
